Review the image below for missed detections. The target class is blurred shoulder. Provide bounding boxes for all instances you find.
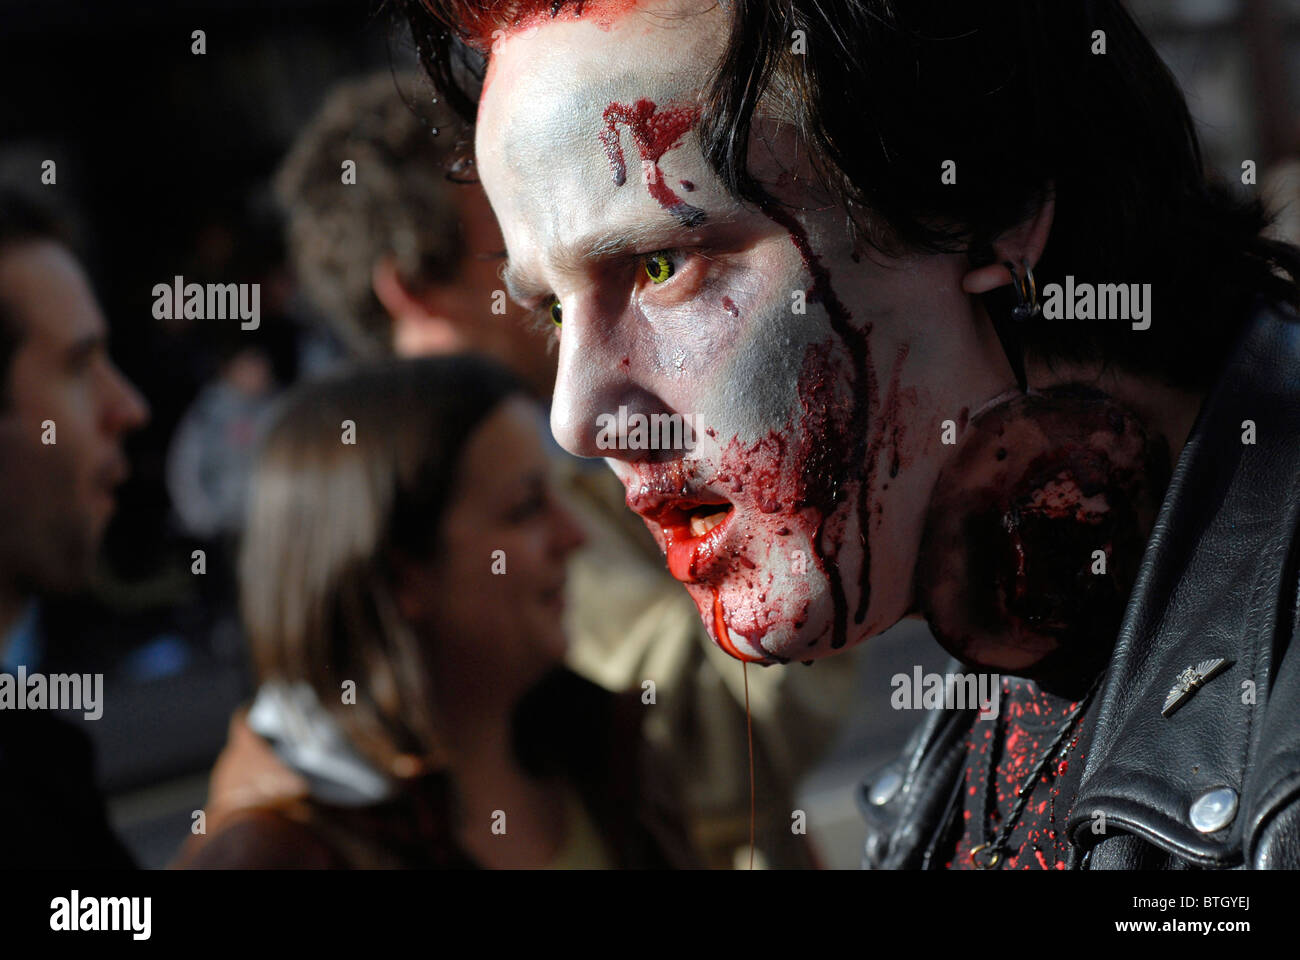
[178,806,345,870]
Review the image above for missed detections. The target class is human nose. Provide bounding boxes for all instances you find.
[102,362,150,434]
[548,294,680,463]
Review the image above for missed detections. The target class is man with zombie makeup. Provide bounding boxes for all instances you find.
[396,0,1300,869]
[266,70,859,867]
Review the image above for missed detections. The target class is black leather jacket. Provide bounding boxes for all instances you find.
[858,300,1300,869]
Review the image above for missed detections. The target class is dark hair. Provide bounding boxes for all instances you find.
[395,0,1300,390]
[275,71,471,357]
[240,354,527,772]
[0,180,81,407]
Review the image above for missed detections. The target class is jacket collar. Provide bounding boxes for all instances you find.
[1068,301,1300,866]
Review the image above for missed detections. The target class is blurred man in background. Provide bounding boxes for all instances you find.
[274,71,557,398]
[0,178,150,867]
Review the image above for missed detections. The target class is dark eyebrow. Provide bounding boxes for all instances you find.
[500,216,715,306]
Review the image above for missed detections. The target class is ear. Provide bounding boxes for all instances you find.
[372,255,426,320]
[372,256,465,356]
[961,192,1056,295]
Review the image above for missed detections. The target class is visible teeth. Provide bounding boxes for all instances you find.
[690,510,729,538]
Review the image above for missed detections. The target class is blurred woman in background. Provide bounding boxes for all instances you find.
[178,355,696,868]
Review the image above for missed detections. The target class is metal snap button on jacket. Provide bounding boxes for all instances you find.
[868,767,903,806]
[1190,787,1238,834]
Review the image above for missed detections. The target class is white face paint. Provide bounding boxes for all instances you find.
[475,0,1010,663]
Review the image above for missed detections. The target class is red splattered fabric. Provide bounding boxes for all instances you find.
[948,676,1092,870]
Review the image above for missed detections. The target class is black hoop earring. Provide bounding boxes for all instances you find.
[1007,259,1040,321]
[989,259,1037,394]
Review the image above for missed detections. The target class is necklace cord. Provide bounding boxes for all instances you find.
[974,673,1104,868]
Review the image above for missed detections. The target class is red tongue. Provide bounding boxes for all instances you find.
[664,506,731,582]
[667,536,696,582]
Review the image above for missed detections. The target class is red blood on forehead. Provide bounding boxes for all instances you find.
[459,0,645,50]
[599,98,706,226]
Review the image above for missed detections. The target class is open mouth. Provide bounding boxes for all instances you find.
[643,498,735,584]
[688,506,731,538]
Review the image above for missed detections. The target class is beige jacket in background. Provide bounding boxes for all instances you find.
[556,461,861,868]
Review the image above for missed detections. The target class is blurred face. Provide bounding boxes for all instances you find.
[0,241,150,596]
[449,185,559,397]
[424,397,584,691]
[475,1,1010,664]
[402,183,560,399]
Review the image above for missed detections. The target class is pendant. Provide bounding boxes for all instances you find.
[970,842,1002,869]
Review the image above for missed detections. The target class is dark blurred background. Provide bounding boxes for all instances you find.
[2,0,1298,868]
[0,0,407,867]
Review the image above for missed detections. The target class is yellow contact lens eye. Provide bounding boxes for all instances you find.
[549,299,563,326]
[644,252,674,284]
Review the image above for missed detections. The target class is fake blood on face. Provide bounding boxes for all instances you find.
[757,202,878,647]
[623,341,853,657]
[624,328,909,658]
[621,206,916,658]
[713,590,766,663]
[599,99,706,226]
[475,1,645,100]
[466,0,642,49]
[655,500,733,583]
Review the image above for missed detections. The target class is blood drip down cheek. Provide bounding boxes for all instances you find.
[623,340,864,663]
